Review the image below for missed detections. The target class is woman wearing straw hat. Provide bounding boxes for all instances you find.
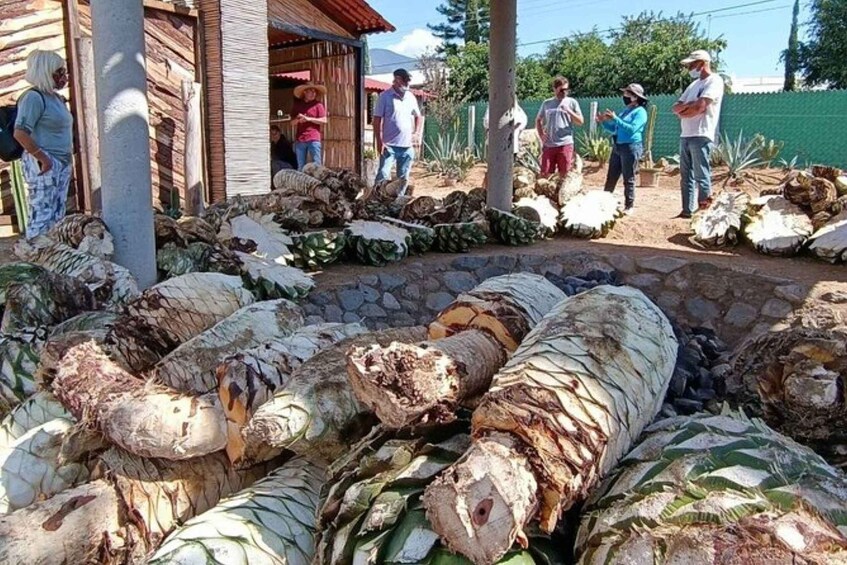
[597,83,649,214]
[291,83,328,170]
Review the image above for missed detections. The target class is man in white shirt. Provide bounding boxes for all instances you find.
[672,49,724,218]
[373,68,423,195]
[483,99,528,156]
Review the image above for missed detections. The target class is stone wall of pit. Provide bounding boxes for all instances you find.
[303,250,808,347]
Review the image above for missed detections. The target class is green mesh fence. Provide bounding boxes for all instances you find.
[424,89,847,167]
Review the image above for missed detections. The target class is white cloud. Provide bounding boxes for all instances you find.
[388,29,442,58]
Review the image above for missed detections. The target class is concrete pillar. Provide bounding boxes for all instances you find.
[91,0,157,289]
[486,0,517,212]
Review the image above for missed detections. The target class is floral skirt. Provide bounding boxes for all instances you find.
[20,151,71,240]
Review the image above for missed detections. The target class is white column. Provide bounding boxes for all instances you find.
[91,0,156,289]
[486,0,517,211]
[467,105,476,153]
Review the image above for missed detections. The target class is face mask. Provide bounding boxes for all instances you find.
[689,68,702,79]
[622,96,632,105]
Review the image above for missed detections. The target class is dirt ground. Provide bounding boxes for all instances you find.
[0,161,843,295]
[407,162,846,293]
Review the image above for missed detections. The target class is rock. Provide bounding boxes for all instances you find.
[540,263,563,277]
[774,284,806,305]
[402,284,421,301]
[761,298,793,319]
[359,303,387,319]
[657,292,682,313]
[696,368,714,390]
[693,388,717,401]
[391,313,417,327]
[585,269,617,284]
[723,302,758,328]
[685,297,720,322]
[400,300,420,314]
[664,270,689,291]
[374,322,390,331]
[382,292,401,310]
[696,274,728,300]
[305,315,325,326]
[426,292,455,312]
[680,347,703,368]
[673,398,704,415]
[822,290,847,304]
[324,304,344,323]
[359,284,380,303]
[302,303,322,317]
[310,290,334,306]
[338,289,365,311]
[451,256,487,271]
[660,403,678,418]
[605,254,637,275]
[476,265,509,280]
[379,273,406,291]
[711,363,732,379]
[518,254,546,268]
[626,273,662,289]
[422,278,441,292]
[358,274,379,286]
[443,271,478,294]
[491,255,518,270]
[669,369,689,397]
[343,312,362,324]
[637,256,688,274]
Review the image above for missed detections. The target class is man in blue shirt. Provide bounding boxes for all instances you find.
[598,83,649,214]
[373,69,422,195]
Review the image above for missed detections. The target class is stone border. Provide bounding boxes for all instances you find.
[301,250,808,347]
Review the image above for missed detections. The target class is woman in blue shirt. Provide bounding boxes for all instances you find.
[597,83,649,214]
[13,50,73,239]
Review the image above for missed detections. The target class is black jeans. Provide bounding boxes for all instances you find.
[604,142,643,208]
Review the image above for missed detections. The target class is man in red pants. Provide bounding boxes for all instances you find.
[535,76,584,177]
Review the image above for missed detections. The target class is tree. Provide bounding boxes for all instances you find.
[419,50,467,131]
[798,0,847,89]
[781,0,800,91]
[542,12,725,97]
[516,56,550,101]
[445,42,489,102]
[428,0,490,55]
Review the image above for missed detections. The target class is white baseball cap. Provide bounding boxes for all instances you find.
[681,50,712,64]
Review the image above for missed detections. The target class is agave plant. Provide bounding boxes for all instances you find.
[516,136,542,174]
[754,133,784,166]
[424,132,476,182]
[576,129,611,165]
[712,130,765,187]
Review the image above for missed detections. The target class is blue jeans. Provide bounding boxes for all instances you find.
[680,136,713,215]
[375,145,415,192]
[295,141,322,170]
[604,142,643,208]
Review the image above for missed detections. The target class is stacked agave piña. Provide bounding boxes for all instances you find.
[428,273,566,352]
[289,230,348,270]
[729,325,847,464]
[691,191,750,247]
[149,457,325,565]
[218,322,367,464]
[344,220,411,266]
[433,218,489,253]
[315,418,564,564]
[576,411,847,564]
[559,190,622,238]
[744,195,814,256]
[239,326,427,466]
[423,285,677,564]
[348,274,565,429]
[486,208,540,246]
[808,210,847,263]
[515,195,558,237]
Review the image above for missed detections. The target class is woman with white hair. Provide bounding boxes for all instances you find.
[13,49,73,239]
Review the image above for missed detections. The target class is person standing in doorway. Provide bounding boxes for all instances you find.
[672,49,724,218]
[13,49,74,239]
[598,83,649,214]
[535,76,584,177]
[270,125,296,176]
[291,83,327,170]
[373,68,422,195]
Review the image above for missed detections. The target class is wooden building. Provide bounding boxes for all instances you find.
[0,0,393,230]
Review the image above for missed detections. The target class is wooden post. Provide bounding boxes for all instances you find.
[182,80,204,215]
[589,101,598,136]
[467,104,476,154]
[78,37,101,211]
[486,0,517,212]
[63,0,92,212]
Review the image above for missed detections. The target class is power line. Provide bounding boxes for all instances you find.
[710,3,792,18]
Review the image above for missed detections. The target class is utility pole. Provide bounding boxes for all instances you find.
[91,0,157,289]
[486,0,517,212]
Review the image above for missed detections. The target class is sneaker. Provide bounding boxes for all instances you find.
[623,206,634,216]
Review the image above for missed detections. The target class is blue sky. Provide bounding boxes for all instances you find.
[367,0,808,78]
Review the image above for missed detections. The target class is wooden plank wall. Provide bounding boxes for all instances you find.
[77,1,198,210]
[269,41,357,170]
[268,0,352,40]
[0,0,68,227]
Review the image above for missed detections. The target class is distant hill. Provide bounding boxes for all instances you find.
[369,48,419,74]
